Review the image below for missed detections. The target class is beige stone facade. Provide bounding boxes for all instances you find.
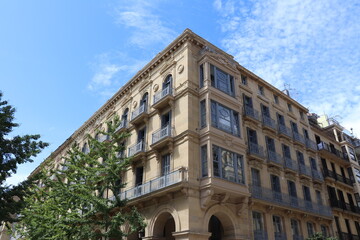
[31,29,360,240]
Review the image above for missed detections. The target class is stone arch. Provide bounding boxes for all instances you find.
[203,204,238,239]
[148,205,181,238]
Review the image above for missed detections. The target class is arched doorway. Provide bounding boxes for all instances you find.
[153,212,175,240]
[208,215,224,240]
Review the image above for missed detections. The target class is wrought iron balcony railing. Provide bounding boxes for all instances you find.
[131,104,147,121]
[311,169,324,181]
[323,169,353,186]
[152,125,173,144]
[244,106,260,121]
[305,139,317,151]
[262,115,276,129]
[284,157,298,171]
[278,124,292,137]
[267,150,283,165]
[118,168,186,200]
[293,234,304,240]
[298,164,312,177]
[254,230,268,240]
[317,142,349,161]
[292,132,305,144]
[128,140,144,157]
[153,86,173,105]
[274,232,287,240]
[250,185,332,217]
[115,120,127,132]
[248,142,265,158]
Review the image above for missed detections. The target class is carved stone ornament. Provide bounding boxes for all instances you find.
[249,159,263,169]
[300,178,310,186]
[268,166,281,175]
[284,172,296,181]
[224,135,233,147]
[177,64,184,74]
[133,101,138,109]
[153,84,159,92]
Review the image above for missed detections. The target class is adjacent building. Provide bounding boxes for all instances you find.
[30,29,360,240]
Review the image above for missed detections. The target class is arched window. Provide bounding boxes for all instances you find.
[209,215,224,240]
[122,108,129,122]
[82,143,89,154]
[163,75,172,90]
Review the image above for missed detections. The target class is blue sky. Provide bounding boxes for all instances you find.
[1,0,360,185]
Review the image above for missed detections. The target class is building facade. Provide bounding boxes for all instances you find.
[32,29,360,240]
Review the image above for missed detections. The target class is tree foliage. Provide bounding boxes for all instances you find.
[307,232,338,240]
[0,91,48,224]
[18,116,145,240]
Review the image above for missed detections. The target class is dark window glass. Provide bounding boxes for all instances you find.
[200,100,206,128]
[201,145,208,177]
[210,64,234,96]
[211,100,240,136]
[199,64,204,88]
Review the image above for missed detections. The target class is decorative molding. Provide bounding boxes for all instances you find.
[284,172,297,181]
[237,197,249,216]
[153,84,159,92]
[300,178,311,186]
[200,189,213,209]
[268,166,281,175]
[177,64,184,74]
[248,159,263,169]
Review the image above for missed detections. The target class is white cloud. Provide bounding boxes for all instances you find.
[87,52,147,97]
[114,0,176,48]
[214,0,360,135]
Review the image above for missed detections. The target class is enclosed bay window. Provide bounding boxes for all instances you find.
[200,100,206,128]
[201,145,208,177]
[211,100,240,136]
[210,64,234,96]
[212,145,245,184]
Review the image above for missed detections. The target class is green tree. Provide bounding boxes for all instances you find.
[307,232,338,240]
[18,116,145,240]
[0,92,48,224]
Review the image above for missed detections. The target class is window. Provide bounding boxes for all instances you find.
[243,94,253,108]
[303,128,309,139]
[277,113,285,126]
[241,75,247,85]
[354,168,360,183]
[307,222,315,237]
[253,211,264,231]
[248,128,258,144]
[211,100,240,136]
[310,157,317,171]
[303,186,312,201]
[348,147,356,161]
[316,190,323,205]
[270,175,281,193]
[258,85,264,96]
[288,103,293,112]
[297,151,305,165]
[282,144,291,159]
[273,216,283,236]
[251,168,261,187]
[261,104,270,117]
[210,64,234,96]
[290,121,299,133]
[321,225,328,237]
[266,136,276,153]
[300,111,304,120]
[200,100,206,128]
[201,145,208,177]
[291,219,300,237]
[161,154,170,176]
[212,145,245,184]
[288,181,297,198]
[273,94,279,104]
[199,64,204,88]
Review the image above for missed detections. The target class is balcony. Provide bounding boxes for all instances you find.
[298,164,312,178]
[292,132,305,145]
[152,86,174,110]
[115,120,127,133]
[284,157,298,172]
[130,105,149,126]
[274,232,287,240]
[248,142,265,159]
[267,150,283,166]
[254,230,268,240]
[317,142,349,164]
[97,134,109,142]
[311,169,324,182]
[323,169,353,186]
[293,235,304,240]
[118,168,186,201]
[329,199,360,214]
[278,124,292,139]
[128,140,145,161]
[340,232,360,240]
[262,115,277,132]
[305,139,317,151]
[250,185,332,217]
[151,125,174,150]
[244,106,260,122]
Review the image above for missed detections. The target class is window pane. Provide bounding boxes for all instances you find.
[201,145,208,177]
[218,105,232,132]
[253,212,263,231]
[199,64,204,88]
[200,100,206,128]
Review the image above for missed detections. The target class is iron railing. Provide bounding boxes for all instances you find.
[153,86,173,105]
[128,140,144,157]
[292,132,305,144]
[293,234,304,240]
[118,168,186,200]
[267,150,283,165]
[250,185,332,217]
[274,232,287,240]
[152,125,173,144]
[131,104,147,121]
[278,124,292,137]
[305,139,317,150]
[298,164,312,177]
[254,230,268,240]
[248,142,265,158]
[311,169,324,181]
[317,142,349,161]
[262,115,276,129]
[284,157,298,171]
[115,120,127,132]
[244,106,260,121]
[323,169,353,186]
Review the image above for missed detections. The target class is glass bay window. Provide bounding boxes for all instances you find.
[211,100,240,136]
